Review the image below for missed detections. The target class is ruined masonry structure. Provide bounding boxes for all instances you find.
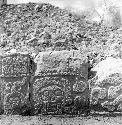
[0,50,89,115]
[32,50,89,115]
[0,53,32,115]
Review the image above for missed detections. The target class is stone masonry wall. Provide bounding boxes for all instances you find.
[0,50,89,115]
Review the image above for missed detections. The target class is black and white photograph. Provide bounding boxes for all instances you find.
[0,0,122,124]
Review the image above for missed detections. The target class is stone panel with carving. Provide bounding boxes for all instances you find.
[1,54,30,77]
[32,76,89,115]
[3,77,30,115]
[32,50,89,115]
[32,76,68,114]
[0,53,31,115]
[90,73,122,112]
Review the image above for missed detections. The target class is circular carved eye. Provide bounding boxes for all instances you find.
[43,90,49,96]
[41,90,49,101]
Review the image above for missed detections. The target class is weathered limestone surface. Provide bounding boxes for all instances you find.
[32,50,89,115]
[34,50,88,78]
[0,50,89,115]
[90,57,122,112]
[0,53,31,115]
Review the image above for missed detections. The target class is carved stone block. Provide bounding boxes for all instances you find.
[1,53,30,77]
[90,73,122,112]
[0,53,31,115]
[34,50,88,78]
[32,50,89,115]
[32,76,89,115]
[3,77,30,115]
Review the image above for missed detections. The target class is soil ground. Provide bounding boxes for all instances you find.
[1,114,122,125]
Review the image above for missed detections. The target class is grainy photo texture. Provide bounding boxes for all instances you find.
[0,0,122,125]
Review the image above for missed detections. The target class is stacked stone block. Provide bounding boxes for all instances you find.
[32,50,89,115]
[0,50,90,115]
[0,53,31,115]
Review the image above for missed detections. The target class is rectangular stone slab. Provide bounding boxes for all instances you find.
[0,53,31,115]
[31,75,89,115]
[0,53,30,77]
[34,50,88,79]
[32,50,89,115]
[3,76,30,115]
